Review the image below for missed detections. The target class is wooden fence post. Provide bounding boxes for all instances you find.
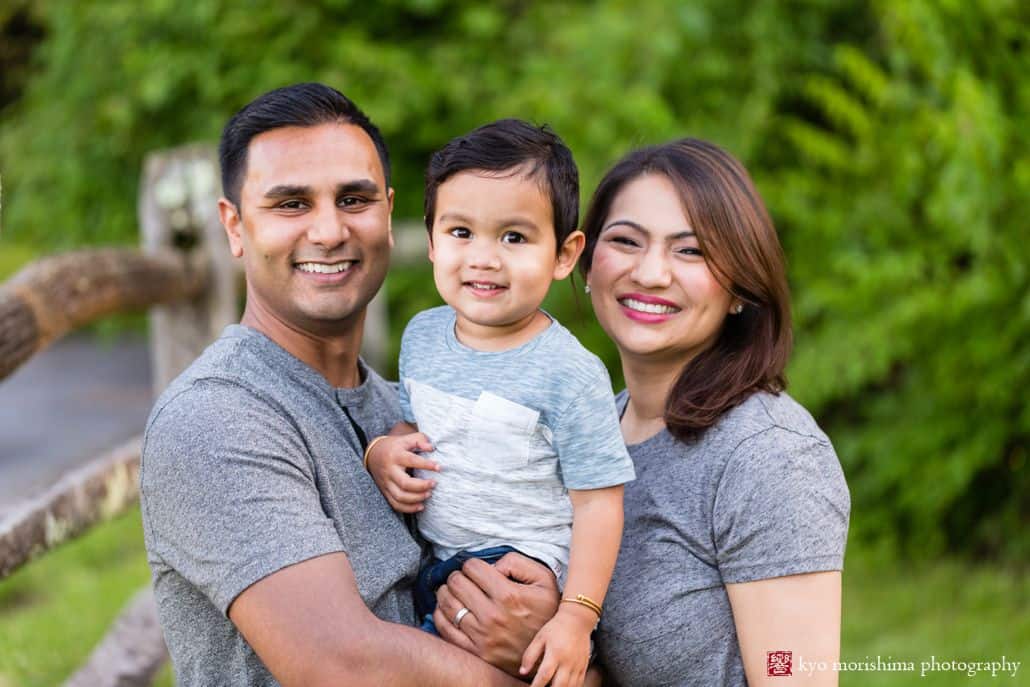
[139,145,239,396]
[360,221,428,374]
[362,288,389,374]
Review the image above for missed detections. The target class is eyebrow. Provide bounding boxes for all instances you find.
[602,219,694,239]
[262,179,381,199]
[437,212,540,231]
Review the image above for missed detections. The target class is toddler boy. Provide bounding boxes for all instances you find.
[366,119,634,687]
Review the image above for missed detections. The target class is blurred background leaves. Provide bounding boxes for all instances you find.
[1,0,1027,562]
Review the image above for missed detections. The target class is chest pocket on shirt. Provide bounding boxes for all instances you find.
[466,391,539,468]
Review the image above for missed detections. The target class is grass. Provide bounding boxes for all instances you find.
[839,546,1028,685]
[0,507,173,687]
[1,512,1025,686]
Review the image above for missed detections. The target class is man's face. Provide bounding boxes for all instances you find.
[220,123,394,336]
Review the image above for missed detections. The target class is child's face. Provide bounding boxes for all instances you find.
[429,169,578,335]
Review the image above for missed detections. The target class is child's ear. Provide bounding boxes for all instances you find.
[553,230,586,280]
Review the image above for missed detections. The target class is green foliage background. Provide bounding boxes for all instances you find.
[1,0,1027,560]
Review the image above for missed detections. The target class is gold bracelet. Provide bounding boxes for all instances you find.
[363,435,390,471]
[561,594,602,619]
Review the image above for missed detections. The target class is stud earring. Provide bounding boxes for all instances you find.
[585,284,591,294]
[733,303,744,314]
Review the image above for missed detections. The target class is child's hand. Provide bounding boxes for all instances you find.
[520,604,595,687]
[365,433,439,513]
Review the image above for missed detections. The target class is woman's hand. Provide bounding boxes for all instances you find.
[433,553,560,677]
[364,432,438,513]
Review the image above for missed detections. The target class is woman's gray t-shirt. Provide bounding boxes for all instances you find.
[596,391,850,686]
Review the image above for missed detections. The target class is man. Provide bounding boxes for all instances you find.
[140,83,554,686]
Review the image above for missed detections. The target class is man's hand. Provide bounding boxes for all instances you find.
[365,432,439,513]
[433,553,560,676]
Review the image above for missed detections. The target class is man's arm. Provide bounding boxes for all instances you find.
[229,551,527,687]
[145,382,521,687]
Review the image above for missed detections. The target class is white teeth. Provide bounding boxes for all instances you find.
[619,298,678,314]
[296,262,354,274]
[467,282,503,289]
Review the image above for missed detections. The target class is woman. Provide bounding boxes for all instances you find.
[581,139,849,686]
[434,139,849,686]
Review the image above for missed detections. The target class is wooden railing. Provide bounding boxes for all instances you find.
[0,145,236,686]
[0,144,427,685]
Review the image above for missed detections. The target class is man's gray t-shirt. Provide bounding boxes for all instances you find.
[140,325,421,686]
[596,391,850,687]
[398,306,635,582]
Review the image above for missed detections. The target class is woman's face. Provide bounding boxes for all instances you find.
[587,173,736,365]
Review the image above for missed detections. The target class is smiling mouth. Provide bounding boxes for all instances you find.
[618,297,680,314]
[464,281,507,292]
[295,261,358,274]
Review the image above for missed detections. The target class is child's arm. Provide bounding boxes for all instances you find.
[520,485,625,687]
[365,421,440,513]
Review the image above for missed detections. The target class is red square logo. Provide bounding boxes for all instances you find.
[767,650,793,677]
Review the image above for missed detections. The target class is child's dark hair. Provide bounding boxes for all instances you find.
[424,118,579,253]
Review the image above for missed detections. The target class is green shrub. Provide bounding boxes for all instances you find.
[760,1,1030,559]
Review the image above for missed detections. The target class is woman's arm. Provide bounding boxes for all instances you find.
[726,571,842,686]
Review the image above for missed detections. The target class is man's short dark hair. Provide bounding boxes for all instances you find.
[219,82,390,207]
[424,119,579,252]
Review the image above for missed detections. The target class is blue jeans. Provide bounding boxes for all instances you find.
[414,545,520,635]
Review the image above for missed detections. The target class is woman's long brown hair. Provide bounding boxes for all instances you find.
[580,139,792,443]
